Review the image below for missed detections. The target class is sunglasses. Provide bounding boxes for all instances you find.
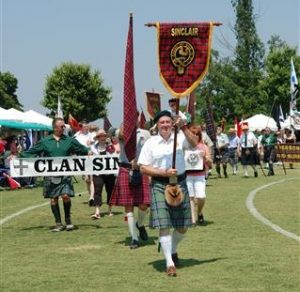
[55,125,65,129]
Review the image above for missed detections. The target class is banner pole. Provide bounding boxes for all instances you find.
[172,99,180,169]
[144,22,223,27]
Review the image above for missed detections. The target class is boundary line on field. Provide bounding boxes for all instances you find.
[0,191,87,226]
[246,177,300,243]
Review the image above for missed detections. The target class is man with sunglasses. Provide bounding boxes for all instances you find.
[21,117,90,232]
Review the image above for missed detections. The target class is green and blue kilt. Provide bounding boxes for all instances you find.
[150,179,192,229]
[43,176,74,199]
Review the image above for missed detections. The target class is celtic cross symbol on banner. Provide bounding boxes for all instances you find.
[156,22,213,98]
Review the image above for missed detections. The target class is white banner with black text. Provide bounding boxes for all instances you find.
[10,155,119,177]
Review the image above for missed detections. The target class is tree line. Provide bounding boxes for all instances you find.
[1,0,299,124]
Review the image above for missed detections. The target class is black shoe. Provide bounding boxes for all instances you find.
[267,171,274,176]
[88,198,95,207]
[198,214,204,224]
[224,172,228,178]
[172,253,180,267]
[130,239,139,249]
[254,171,258,177]
[136,223,148,241]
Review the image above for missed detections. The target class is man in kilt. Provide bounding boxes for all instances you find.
[109,123,151,249]
[21,117,89,231]
[261,127,277,176]
[138,110,198,277]
[214,126,229,178]
[238,124,258,178]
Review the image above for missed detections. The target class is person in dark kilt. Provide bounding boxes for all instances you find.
[21,118,89,231]
[138,110,198,277]
[214,126,229,178]
[109,123,151,249]
[238,123,258,178]
[261,127,277,176]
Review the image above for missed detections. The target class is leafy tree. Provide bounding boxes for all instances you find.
[196,50,240,125]
[260,35,300,115]
[0,71,23,110]
[43,62,112,121]
[231,0,266,117]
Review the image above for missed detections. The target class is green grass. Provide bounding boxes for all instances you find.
[1,168,300,292]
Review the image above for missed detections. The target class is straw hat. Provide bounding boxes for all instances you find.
[94,129,107,140]
[228,127,236,133]
[241,123,249,130]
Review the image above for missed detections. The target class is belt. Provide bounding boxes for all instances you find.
[118,162,132,169]
[152,173,186,184]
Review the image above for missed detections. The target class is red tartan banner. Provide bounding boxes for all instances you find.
[157,22,213,98]
[145,91,161,118]
[276,144,300,162]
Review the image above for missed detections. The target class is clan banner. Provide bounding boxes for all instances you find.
[10,155,119,177]
[276,144,300,162]
[157,22,213,98]
[145,91,161,118]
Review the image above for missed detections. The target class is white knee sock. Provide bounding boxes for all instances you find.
[171,230,185,254]
[127,212,138,241]
[137,209,147,227]
[159,235,174,268]
[243,165,248,176]
[190,200,196,224]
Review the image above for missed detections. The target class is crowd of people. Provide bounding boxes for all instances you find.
[0,101,298,277]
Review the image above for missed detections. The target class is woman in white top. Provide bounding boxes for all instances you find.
[185,124,212,225]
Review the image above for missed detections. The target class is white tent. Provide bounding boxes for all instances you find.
[0,107,24,120]
[240,114,278,132]
[23,110,53,127]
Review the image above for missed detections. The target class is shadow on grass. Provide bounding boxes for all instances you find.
[115,236,158,247]
[20,224,103,231]
[148,257,225,272]
[197,220,215,227]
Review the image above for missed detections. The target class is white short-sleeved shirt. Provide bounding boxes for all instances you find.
[118,128,151,163]
[138,131,187,175]
[240,131,257,148]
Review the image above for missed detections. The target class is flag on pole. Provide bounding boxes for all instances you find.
[234,117,242,137]
[57,96,64,118]
[145,91,161,119]
[204,96,216,144]
[279,104,285,124]
[68,113,81,132]
[290,58,298,113]
[103,117,112,132]
[123,13,137,161]
[186,91,196,123]
[139,110,146,129]
[3,172,21,189]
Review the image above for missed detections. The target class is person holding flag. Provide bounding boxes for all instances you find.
[109,13,151,249]
[138,110,198,276]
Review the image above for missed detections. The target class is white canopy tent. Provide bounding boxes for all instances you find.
[240,114,278,132]
[23,110,53,127]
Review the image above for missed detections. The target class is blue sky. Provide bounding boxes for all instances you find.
[1,0,299,126]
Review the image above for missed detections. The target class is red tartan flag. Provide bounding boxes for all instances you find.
[3,173,20,190]
[186,91,196,122]
[157,22,213,98]
[123,14,137,161]
[68,114,81,132]
[103,117,112,132]
[234,117,242,138]
[145,91,161,119]
[139,110,147,129]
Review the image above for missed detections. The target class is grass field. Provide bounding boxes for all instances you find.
[1,166,299,292]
